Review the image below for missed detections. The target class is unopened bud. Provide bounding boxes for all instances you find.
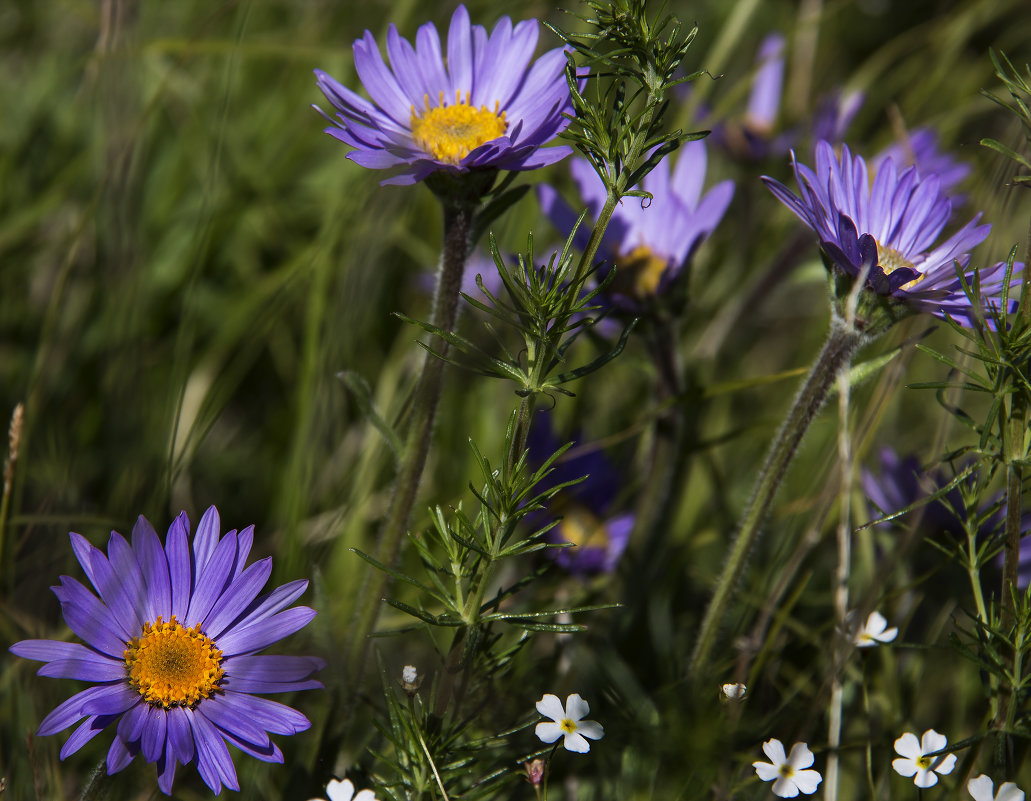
[401,664,421,693]
[524,759,545,786]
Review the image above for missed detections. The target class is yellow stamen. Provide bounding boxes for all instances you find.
[410,91,507,164]
[560,718,578,734]
[615,245,670,298]
[124,615,225,708]
[875,240,924,289]
[559,506,609,549]
[916,755,933,769]
[779,764,794,778]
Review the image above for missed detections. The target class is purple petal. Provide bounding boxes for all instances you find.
[166,706,195,765]
[203,557,273,640]
[38,684,113,736]
[166,513,192,620]
[80,683,142,717]
[192,506,221,575]
[107,735,136,774]
[185,530,237,626]
[132,515,171,621]
[216,606,317,657]
[197,695,273,749]
[38,658,127,682]
[141,704,167,763]
[60,714,119,760]
[53,576,129,657]
[208,690,312,735]
[185,707,240,793]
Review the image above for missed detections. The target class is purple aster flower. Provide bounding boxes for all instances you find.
[873,127,972,199]
[810,89,864,150]
[862,447,972,535]
[527,412,632,575]
[761,141,1020,326]
[711,34,794,160]
[10,507,323,795]
[537,140,734,304]
[314,5,574,186]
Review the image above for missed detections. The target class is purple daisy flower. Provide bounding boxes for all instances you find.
[872,127,972,198]
[314,5,574,186]
[527,412,633,575]
[761,140,1018,326]
[10,507,323,795]
[537,140,734,304]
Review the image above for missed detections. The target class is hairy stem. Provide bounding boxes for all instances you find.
[347,193,478,680]
[691,314,864,674]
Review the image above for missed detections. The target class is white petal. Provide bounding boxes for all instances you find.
[894,732,922,759]
[327,779,356,801]
[921,729,948,754]
[934,753,957,775]
[876,626,898,643]
[563,731,591,753]
[536,694,565,721]
[763,738,788,765]
[866,611,888,634]
[354,792,378,801]
[772,777,801,798]
[787,742,815,770]
[968,775,996,801]
[565,693,590,721]
[754,762,780,782]
[792,769,823,795]
[915,768,940,789]
[535,722,563,743]
[997,781,1026,801]
[577,720,604,740]
[893,757,919,778]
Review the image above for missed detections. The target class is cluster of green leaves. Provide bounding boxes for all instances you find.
[355,416,613,798]
[548,0,706,198]
[981,50,1031,188]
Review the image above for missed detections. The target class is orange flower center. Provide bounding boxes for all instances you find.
[124,615,224,708]
[410,90,507,164]
[875,240,923,289]
[615,245,670,297]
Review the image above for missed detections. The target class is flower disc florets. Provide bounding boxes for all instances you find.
[124,616,225,708]
[314,5,574,186]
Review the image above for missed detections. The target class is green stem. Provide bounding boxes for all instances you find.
[347,192,478,681]
[78,762,111,801]
[825,359,856,801]
[691,314,865,674]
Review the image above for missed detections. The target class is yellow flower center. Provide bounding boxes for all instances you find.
[559,506,609,549]
[875,240,924,289]
[615,245,670,298]
[410,90,507,165]
[560,718,578,734]
[779,763,795,778]
[124,615,225,708]
[916,755,933,770]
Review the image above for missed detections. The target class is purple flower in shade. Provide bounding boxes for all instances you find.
[537,140,734,304]
[527,413,633,575]
[711,34,794,160]
[761,141,1021,326]
[873,128,972,199]
[314,5,573,186]
[9,507,324,795]
[810,89,864,151]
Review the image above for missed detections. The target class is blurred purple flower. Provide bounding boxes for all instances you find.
[762,141,1019,326]
[527,413,632,575]
[10,507,323,795]
[873,128,971,198]
[711,34,793,160]
[810,90,864,149]
[537,140,734,304]
[314,5,573,186]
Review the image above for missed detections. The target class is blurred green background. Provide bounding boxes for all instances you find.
[2,0,1031,798]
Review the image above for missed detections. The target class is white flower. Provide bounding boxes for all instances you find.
[307,778,378,801]
[402,665,418,684]
[854,610,898,647]
[722,682,748,700]
[969,774,1025,801]
[752,739,823,797]
[892,730,957,788]
[535,693,604,753]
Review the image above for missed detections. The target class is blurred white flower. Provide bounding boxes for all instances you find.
[402,665,417,684]
[535,693,604,753]
[854,610,898,647]
[969,774,1025,801]
[752,739,822,797]
[307,778,378,801]
[893,730,957,787]
[722,682,748,700]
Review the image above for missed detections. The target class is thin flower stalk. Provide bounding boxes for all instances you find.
[691,312,865,673]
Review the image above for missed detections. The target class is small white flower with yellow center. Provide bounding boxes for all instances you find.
[307,778,378,801]
[893,729,957,787]
[969,774,1025,801]
[854,610,898,647]
[753,739,823,797]
[534,693,604,753]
